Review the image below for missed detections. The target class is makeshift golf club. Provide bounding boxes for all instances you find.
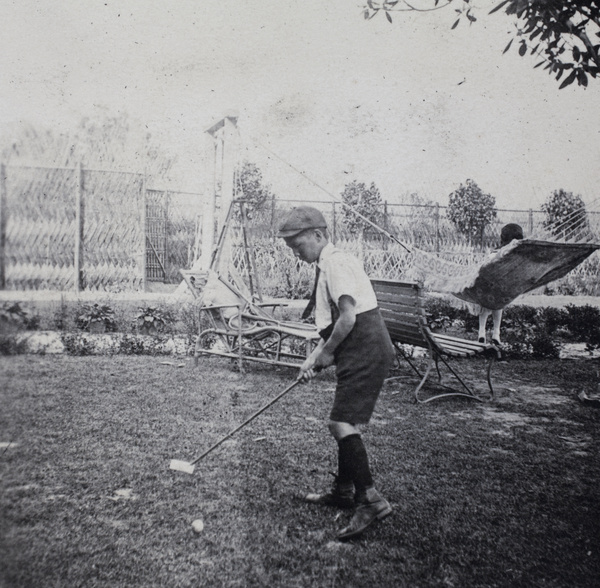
[170,377,303,474]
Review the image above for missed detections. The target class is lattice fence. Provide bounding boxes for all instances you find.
[83,169,144,291]
[221,198,600,299]
[1,164,201,291]
[164,191,201,283]
[2,167,599,295]
[5,166,78,290]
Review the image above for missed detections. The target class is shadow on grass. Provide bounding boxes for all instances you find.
[1,355,599,587]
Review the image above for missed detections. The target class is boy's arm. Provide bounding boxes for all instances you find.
[299,295,356,380]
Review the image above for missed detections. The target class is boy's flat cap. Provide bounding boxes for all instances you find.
[277,206,327,238]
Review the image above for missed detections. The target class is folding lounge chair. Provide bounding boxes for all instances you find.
[181,269,320,370]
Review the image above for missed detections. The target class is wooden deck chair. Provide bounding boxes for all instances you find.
[372,278,501,403]
[181,269,320,370]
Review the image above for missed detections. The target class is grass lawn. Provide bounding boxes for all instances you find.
[1,355,599,587]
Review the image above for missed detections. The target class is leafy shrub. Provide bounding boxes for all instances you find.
[424,299,563,359]
[541,189,587,237]
[447,179,497,245]
[340,180,385,236]
[177,302,202,337]
[235,160,275,222]
[76,303,117,332]
[0,302,39,332]
[424,297,477,333]
[563,305,600,350]
[0,335,29,355]
[53,297,69,330]
[135,306,174,334]
[119,334,151,355]
[61,333,96,356]
[488,306,562,359]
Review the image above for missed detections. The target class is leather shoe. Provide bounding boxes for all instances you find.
[337,488,392,540]
[305,475,355,509]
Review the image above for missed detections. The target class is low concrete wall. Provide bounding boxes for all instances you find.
[4,330,190,356]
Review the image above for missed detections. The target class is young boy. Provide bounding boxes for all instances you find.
[478,223,524,345]
[278,206,395,540]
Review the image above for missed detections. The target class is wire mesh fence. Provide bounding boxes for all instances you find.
[226,198,600,298]
[0,164,200,291]
[1,165,599,295]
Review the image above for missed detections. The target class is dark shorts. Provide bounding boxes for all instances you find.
[328,308,395,425]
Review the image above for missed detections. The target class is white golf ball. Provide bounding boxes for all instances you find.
[192,519,204,533]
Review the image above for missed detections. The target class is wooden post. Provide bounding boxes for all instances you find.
[74,162,84,292]
[270,193,276,234]
[218,117,237,231]
[163,193,169,283]
[140,176,147,292]
[528,208,534,235]
[434,203,440,254]
[0,163,6,289]
[383,201,388,231]
[203,114,238,270]
[383,200,388,251]
[332,202,337,242]
[200,139,218,269]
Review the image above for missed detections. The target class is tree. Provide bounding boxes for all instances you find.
[396,191,440,245]
[235,160,275,221]
[447,179,497,244]
[541,188,588,237]
[362,1,600,89]
[0,107,176,180]
[340,180,385,237]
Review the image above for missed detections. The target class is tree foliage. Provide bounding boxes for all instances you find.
[340,180,385,235]
[363,1,600,88]
[0,107,176,179]
[447,179,497,243]
[541,188,588,236]
[235,160,275,220]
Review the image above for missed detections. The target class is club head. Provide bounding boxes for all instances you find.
[169,459,195,474]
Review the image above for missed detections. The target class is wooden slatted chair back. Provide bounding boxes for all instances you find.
[371,278,430,349]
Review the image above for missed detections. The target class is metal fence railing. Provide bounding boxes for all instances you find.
[1,164,598,294]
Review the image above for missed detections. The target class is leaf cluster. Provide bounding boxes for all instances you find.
[234,160,275,221]
[541,188,588,236]
[499,0,600,89]
[135,306,173,333]
[447,179,497,242]
[76,303,117,332]
[364,0,600,88]
[0,302,38,331]
[340,180,385,234]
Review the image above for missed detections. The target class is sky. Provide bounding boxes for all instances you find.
[1,0,599,210]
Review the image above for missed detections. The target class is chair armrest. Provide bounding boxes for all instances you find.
[201,303,241,311]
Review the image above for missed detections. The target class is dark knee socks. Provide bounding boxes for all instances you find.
[337,434,374,498]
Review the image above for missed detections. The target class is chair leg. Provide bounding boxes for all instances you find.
[486,355,496,400]
[435,356,442,382]
[414,355,435,403]
[194,329,203,367]
[391,343,423,378]
[426,355,485,403]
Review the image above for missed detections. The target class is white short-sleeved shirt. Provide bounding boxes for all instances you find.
[315,242,378,331]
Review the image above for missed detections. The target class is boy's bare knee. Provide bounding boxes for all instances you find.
[328,420,359,440]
